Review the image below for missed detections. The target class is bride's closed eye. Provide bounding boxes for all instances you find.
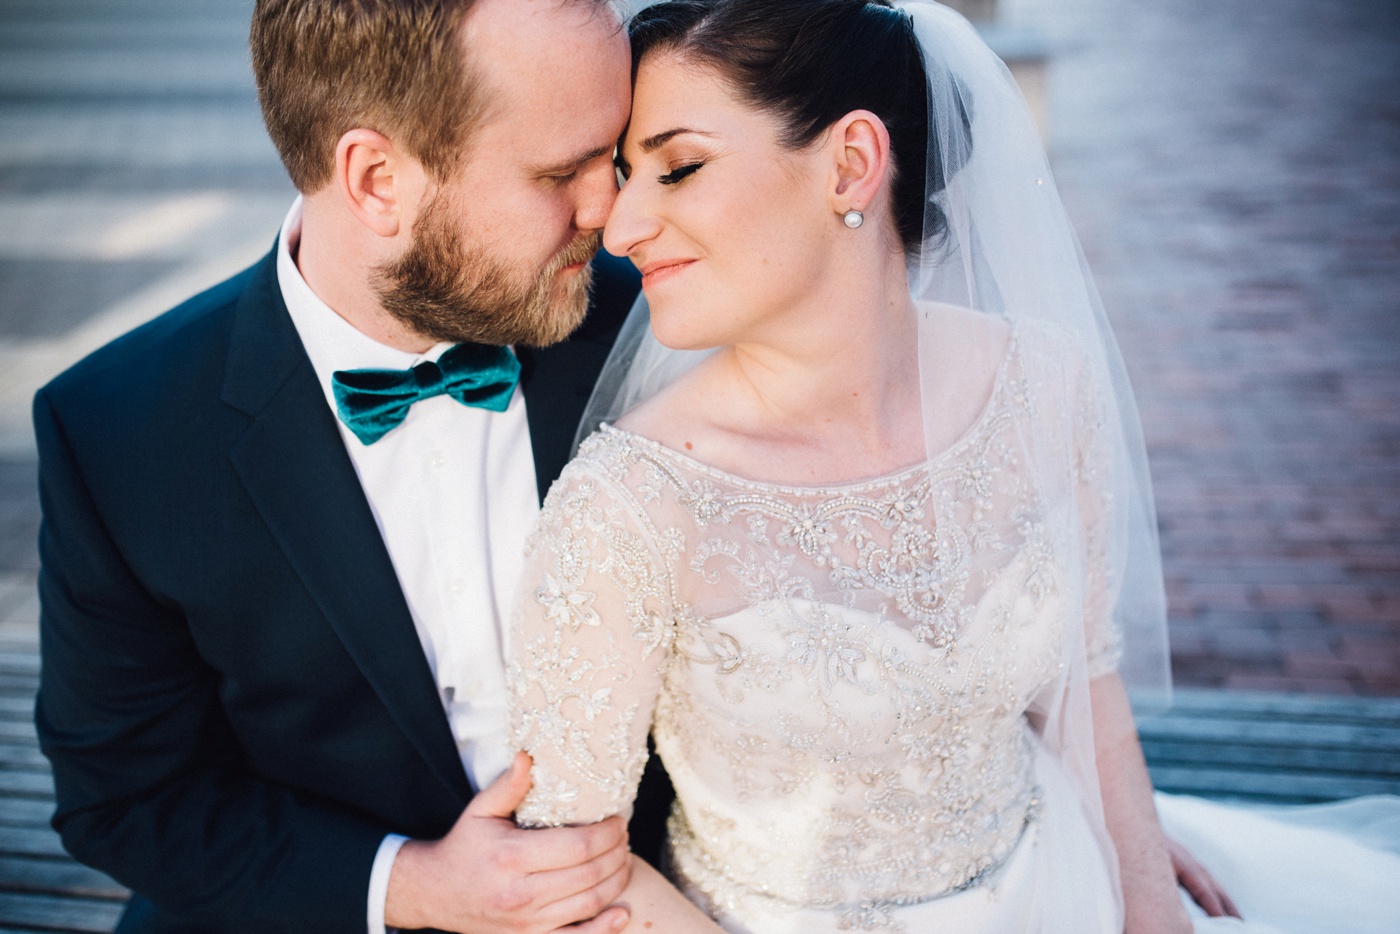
[659,162,704,185]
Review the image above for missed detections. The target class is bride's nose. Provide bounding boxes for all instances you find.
[603,175,663,258]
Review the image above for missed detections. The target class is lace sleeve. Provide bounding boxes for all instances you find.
[506,460,675,828]
[1074,364,1126,680]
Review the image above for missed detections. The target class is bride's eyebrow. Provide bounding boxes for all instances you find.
[616,128,718,174]
[637,127,717,154]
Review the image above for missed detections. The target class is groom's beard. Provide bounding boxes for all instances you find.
[373,191,600,349]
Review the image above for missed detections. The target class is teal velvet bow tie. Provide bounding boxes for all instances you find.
[331,343,522,445]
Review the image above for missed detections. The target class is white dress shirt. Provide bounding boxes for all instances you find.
[274,200,540,933]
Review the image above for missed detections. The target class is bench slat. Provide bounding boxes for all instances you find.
[0,797,55,828]
[0,891,124,933]
[0,745,50,772]
[1158,689,1400,725]
[0,857,125,900]
[0,696,34,720]
[0,772,54,799]
[0,657,38,678]
[1148,764,1400,803]
[0,826,69,860]
[0,722,37,744]
[1141,739,1400,778]
[1137,716,1400,753]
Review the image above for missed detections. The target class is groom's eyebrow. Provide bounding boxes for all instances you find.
[637,128,716,153]
[531,144,614,176]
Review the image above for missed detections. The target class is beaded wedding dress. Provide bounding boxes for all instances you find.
[510,325,1128,932]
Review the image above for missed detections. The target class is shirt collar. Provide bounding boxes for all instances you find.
[275,197,455,410]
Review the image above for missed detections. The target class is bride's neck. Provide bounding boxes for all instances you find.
[722,256,920,447]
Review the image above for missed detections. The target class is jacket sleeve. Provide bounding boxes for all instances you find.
[33,388,387,933]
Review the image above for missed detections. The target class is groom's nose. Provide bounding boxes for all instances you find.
[573,156,620,234]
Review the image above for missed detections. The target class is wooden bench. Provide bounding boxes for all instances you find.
[0,651,126,934]
[3,653,1398,932]
[1139,688,1400,804]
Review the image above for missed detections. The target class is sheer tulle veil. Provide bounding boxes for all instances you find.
[580,2,1173,925]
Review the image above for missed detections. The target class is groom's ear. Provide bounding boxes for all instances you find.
[827,110,891,217]
[333,128,426,239]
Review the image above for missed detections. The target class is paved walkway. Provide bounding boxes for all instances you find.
[0,0,1395,710]
[1030,0,1400,694]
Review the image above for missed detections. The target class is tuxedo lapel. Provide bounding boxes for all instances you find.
[519,338,614,503]
[221,252,470,802]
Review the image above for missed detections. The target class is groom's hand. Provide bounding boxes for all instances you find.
[385,752,633,934]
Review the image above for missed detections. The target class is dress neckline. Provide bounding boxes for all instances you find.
[597,328,1019,496]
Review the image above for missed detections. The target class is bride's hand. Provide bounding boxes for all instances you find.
[1167,835,1243,919]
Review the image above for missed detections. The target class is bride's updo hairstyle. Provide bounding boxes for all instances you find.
[627,0,971,256]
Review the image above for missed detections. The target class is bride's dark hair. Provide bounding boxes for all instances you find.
[628,0,971,254]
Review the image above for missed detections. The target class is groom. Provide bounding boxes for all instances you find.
[33,1,659,932]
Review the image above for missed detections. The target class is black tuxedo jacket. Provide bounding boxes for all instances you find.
[34,246,669,933]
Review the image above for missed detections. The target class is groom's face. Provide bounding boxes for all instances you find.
[375,0,631,348]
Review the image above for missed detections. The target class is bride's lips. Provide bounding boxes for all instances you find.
[638,258,696,288]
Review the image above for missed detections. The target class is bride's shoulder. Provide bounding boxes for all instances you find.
[919,301,1014,361]
[920,301,1011,337]
[916,303,1017,414]
[921,301,1092,372]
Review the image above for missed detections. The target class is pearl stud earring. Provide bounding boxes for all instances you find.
[843,210,864,229]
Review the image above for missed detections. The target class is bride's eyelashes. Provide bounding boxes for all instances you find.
[658,162,704,185]
[610,153,705,187]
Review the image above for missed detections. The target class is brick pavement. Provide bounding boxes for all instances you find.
[0,0,1396,695]
[1038,0,1400,694]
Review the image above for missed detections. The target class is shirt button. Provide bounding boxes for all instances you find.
[449,577,466,595]
[428,451,447,469]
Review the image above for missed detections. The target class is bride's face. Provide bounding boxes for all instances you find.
[604,52,839,351]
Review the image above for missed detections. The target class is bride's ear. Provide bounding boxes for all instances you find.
[827,110,892,221]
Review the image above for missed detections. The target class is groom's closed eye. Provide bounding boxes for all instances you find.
[531,144,615,185]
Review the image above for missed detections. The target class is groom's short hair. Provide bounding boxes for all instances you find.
[251,0,610,194]
[251,0,481,193]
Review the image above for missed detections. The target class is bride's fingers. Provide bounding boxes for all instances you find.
[1214,879,1243,920]
[1182,872,1225,917]
[1166,836,1242,919]
[1180,862,1242,920]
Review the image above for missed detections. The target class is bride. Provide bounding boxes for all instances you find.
[504,1,1400,931]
